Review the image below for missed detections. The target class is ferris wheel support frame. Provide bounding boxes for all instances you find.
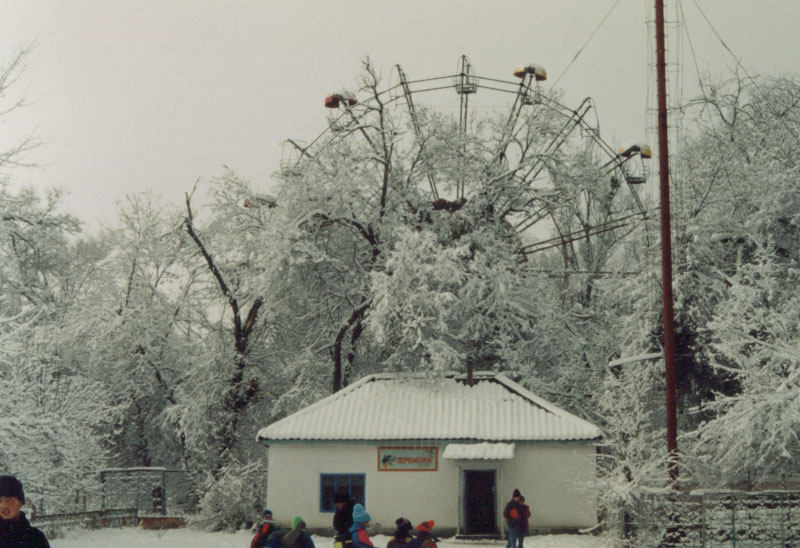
[282,56,651,249]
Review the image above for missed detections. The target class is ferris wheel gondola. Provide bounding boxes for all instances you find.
[617,142,653,184]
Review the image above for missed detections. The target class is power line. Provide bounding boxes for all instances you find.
[550,0,622,89]
[689,0,754,81]
[678,0,706,96]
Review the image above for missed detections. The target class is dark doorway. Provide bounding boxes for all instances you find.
[464,470,497,534]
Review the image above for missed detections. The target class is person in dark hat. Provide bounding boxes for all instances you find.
[250,509,277,548]
[386,517,413,548]
[503,489,524,548]
[0,475,50,548]
[332,490,354,545]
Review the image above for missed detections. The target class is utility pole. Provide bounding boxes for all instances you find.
[655,0,679,484]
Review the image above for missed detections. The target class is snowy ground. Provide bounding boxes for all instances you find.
[50,529,613,548]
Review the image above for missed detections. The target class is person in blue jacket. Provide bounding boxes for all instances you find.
[349,504,378,548]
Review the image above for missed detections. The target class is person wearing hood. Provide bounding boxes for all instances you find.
[349,504,378,548]
[386,517,413,548]
[0,475,50,548]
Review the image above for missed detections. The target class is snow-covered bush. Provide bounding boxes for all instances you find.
[193,459,265,531]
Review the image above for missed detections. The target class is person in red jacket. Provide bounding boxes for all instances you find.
[250,509,277,548]
[349,504,378,548]
[403,520,437,548]
[503,489,524,548]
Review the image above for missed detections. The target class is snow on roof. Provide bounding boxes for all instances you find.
[442,442,515,460]
[257,371,601,443]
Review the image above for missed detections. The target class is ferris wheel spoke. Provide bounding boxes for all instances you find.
[394,64,439,201]
[517,100,595,186]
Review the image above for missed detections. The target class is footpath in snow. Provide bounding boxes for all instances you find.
[50,529,613,548]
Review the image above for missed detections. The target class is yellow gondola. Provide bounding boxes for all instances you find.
[513,63,547,81]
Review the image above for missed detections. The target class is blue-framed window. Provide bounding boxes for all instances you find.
[320,473,365,513]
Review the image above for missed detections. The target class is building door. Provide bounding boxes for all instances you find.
[464,469,497,534]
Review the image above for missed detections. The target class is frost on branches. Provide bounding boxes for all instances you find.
[691,251,800,485]
[675,74,800,487]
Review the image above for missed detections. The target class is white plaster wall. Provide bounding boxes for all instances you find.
[265,442,597,532]
[266,443,460,531]
[499,444,597,529]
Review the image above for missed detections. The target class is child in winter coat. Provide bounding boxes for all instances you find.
[349,504,378,548]
[403,520,437,548]
[250,509,277,548]
[268,516,315,548]
[386,517,413,548]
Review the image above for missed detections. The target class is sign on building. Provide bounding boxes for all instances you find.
[377,446,438,471]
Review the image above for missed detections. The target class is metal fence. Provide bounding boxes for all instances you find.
[633,491,800,547]
[100,468,196,516]
[31,508,138,540]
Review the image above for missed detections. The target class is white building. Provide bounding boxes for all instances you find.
[256,371,601,536]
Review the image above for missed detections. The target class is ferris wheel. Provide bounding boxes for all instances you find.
[279,55,651,257]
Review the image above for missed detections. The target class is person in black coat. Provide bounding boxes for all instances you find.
[332,491,354,542]
[0,475,50,548]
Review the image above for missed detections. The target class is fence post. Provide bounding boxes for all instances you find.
[136,470,141,514]
[699,492,705,548]
[100,471,105,511]
[162,469,167,516]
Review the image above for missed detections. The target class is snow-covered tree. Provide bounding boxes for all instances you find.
[57,193,203,470]
[0,47,119,513]
[664,74,800,485]
[264,59,644,414]
[690,247,800,485]
[0,184,115,512]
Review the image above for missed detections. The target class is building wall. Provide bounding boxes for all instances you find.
[265,442,597,533]
[500,444,597,529]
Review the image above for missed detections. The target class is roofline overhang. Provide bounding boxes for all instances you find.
[258,437,600,447]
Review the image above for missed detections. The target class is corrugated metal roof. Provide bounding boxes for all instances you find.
[256,372,601,443]
[442,442,515,460]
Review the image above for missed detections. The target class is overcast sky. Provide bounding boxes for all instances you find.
[2,0,799,232]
